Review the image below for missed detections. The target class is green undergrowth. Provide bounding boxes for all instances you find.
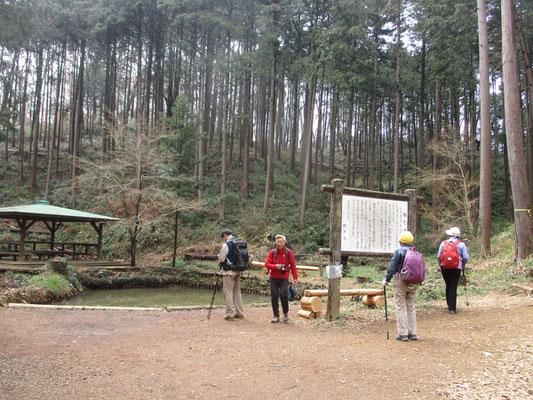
[0,270,78,305]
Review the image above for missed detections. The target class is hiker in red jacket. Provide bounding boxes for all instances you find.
[265,234,298,323]
[437,227,470,314]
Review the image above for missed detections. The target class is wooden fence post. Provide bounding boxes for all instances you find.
[326,179,343,320]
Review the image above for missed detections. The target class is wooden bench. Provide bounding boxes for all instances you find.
[32,250,70,260]
[0,251,18,261]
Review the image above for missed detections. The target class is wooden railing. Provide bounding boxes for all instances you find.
[0,240,98,260]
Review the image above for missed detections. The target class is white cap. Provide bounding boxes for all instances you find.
[275,234,286,242]
[445,227,461,237]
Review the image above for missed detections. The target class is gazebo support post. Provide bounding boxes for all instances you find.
[90,222,104,259]
[15,219,36,260]
[43,221,62,250]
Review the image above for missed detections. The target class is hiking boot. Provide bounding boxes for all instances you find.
[234,314,244,319]
[283,313,289,323]
[449,310,457,314]
[224,315,234,321]
[408,334,418,341]
[396,335,409,341]
[271,316,280,323]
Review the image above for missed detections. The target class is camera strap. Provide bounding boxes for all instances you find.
[274,248,291,267]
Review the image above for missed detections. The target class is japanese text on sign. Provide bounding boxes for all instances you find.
[341,195,408,254]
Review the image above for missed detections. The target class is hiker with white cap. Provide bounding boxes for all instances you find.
[265,234,298,323]
[437,227,470,314]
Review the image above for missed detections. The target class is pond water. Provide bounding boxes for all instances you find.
[55,287,268,308]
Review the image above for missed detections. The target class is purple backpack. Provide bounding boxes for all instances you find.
[399,248,426,284]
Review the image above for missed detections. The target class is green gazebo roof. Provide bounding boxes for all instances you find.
[0,201,119,223]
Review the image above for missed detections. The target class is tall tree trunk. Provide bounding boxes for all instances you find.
[394,0,402,193]
[70,42,85,208]
[417,37,426,197]
[241,39,252,198]
[19,54,30,181]
[154,20,164,128]
[314,66,325,185]
[478,0,492,257]
[276,72,284,160]
[45,43,65,200]
[198,29,213,201]
[263,30,278,214]
[432,77,442,237]
[2,51,17,161]
[362,98,368,187]
[220,96,228,219]
[290,80,298,171]
[501,0,533,259]
[103,31,114,158]
[299,76,317,230]
[369,37,379,190]
[329,89,339,181]
[30,47,44,191]
[144,35,153,124]
[345,90,355,185]
[512,5,533,202]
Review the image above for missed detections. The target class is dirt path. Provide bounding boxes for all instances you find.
[1,294,531,400]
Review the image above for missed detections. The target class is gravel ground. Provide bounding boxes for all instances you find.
[0,293,531,399]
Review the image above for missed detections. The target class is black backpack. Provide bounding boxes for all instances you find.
[226,237,249,271]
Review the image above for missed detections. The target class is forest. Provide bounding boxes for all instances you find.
[0,0,533,263]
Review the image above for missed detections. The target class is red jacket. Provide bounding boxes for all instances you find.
[265,247,298,280]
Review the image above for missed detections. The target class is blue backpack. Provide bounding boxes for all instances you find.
[399,248,426,284]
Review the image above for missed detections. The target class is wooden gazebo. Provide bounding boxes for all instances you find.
[0,201,119,261]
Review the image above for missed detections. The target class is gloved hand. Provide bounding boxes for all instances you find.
[382,279,388,287]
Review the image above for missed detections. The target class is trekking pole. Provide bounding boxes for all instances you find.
[383,285,390,340]
[462,268,469,307]
[207,274,220,320]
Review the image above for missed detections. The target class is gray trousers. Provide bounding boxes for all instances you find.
[222,273,244,318]
[393,278,418,336]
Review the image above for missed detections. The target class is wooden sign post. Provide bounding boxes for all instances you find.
[326,179,343,320]
[321,180,419,321]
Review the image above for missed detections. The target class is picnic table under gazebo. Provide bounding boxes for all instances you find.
[0,201,119,261]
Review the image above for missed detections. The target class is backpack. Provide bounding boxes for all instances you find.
[440,240,461,269]
[399,247,426,284]
[288,284,296,301]
[226,237,249,271]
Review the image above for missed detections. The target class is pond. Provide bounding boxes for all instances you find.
[55,287,268,308]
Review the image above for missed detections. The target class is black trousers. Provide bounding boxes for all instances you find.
[269,277,289,317]
[441,268,461,311]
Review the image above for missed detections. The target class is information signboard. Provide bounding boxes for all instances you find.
[341,195,408,254]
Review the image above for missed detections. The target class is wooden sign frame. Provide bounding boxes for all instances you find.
[320,179,419,320]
